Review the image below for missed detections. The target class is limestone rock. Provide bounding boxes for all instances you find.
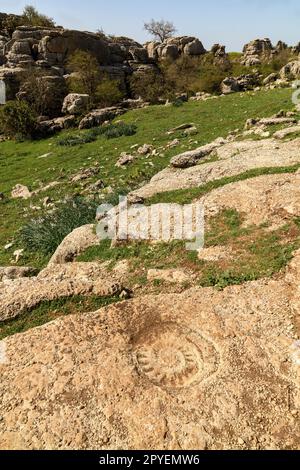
[49,224,99,264]
[11,184,31,199]
[241,38,274,66]
[0,266,36,281]
[0,262,124,322]
[137,144,153,155]
[273,125,300,139]
[62,93,90,115]
[78,107,125,129]
[116,153,135,167]
[130,138,300,200]
[280,61,300,80]
[170,137,227,168]
[0,263,299,448]
[147,269,189,283]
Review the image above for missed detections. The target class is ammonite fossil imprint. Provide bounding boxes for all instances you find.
[133,322,219,389]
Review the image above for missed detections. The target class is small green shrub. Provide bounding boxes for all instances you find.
[96,77,124,107]
[130,71,172,103]
[57,130,97,146]
[57,123,137,146]
[100,122,137,139]
[0,100,37,139]
[20,197,99,255]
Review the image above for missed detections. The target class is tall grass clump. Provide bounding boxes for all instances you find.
[20,197,98,255]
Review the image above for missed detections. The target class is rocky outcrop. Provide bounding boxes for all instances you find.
[0,262,125,322]
[211,43,230,68]
[36,115,76,136]
[280,60,300,79]
[129,137,300,200]
[0,25,152,109]
[241,38,274,66]
[221,73,260,94]
[78,106,125,129]
[145,36,206,61]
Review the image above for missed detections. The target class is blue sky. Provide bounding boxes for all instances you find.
[1,0,300,51]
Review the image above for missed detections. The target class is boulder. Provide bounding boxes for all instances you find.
[221,77,240,94]
[263,73,278,85]
[11,184,31,199]
[170,138,227,168]
[280,61,300,80]
[161,44,180,60]
[62,93,90,115]
[241,38,274,66]
[37,115,76,136]
[116,153,135,167]
[184,38,206,56]
[78,107,125,129]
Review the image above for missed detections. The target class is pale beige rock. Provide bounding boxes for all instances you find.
[0,266,36,281]
[0,255,300,449]
[0,262,124,322]
[198,171,300,229]
[147,269,189,283]
[11,184,31,199]
[130,138,300,200]
[273,126,300,139]
[198,246,234,262]
[49,224,99,264]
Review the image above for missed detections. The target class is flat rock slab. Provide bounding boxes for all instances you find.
[0,262,124,322]
[199,171,300,229]
[274,125,300,140]
[0,265,299,449]
[130,138,300,200]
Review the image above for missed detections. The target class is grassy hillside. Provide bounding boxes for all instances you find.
[0,87,296,268]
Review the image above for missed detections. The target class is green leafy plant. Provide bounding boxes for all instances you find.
[20,197,98,255]
[0,100,37,139]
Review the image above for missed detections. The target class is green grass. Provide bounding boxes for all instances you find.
[0,87,296,268]
[79,210,300,291]
[0,295,120,340]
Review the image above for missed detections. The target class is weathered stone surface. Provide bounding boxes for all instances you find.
[0,262,124,322]
[221,74,260,94]
[37,115,76,135]
[280,61,300,79]
[241,38,274,66]
[170,138,227,168]
[130,138,300,199]
[0,257,299,448]
[198,171,300,229]
[147,269,189,283]
[62,93,90,115]
[0,266,37,281]
[183,38,206,56]
[49,224,99,265]
[116,153,135,167]
[273,125,300,139]
[263,73,278,85]
[145,36,206,61]
[78,107,125,129]
[221,77,240,94]
[11,184,31,199]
